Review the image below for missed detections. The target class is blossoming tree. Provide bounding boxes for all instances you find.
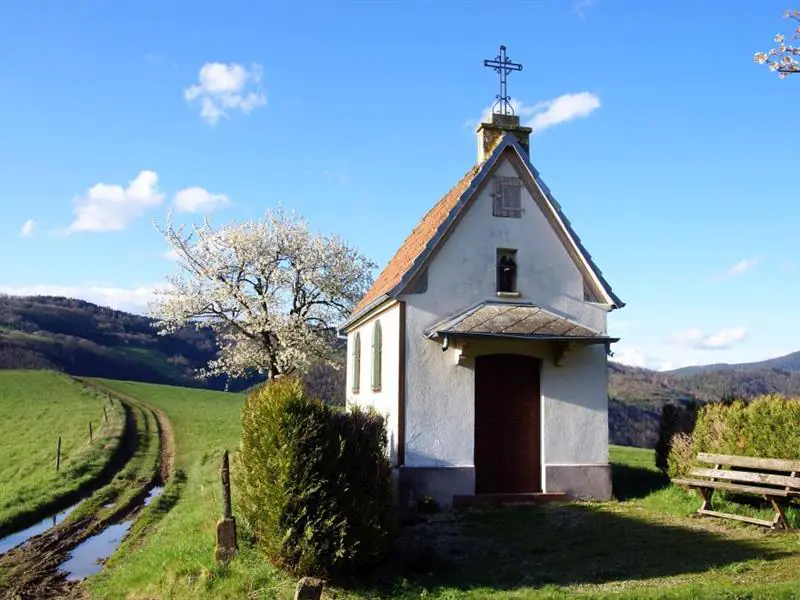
[754,9,800,77]
[150,208,375,380]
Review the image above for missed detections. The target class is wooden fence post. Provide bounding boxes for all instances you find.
[103,405,108,423]
[215,449,238,563]
[56,436,62,472]
[89,421,93,443]
[222,450,232,519]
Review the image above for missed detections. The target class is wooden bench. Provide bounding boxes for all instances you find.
[672,452,800,530]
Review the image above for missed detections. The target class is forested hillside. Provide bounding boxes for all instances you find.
[3,294,799,448]
[0,295,254,391]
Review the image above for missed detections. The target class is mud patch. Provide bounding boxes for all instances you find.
[0,503,81,555]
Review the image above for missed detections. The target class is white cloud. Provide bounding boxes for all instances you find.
[184,62,266,125]
[668,327,749,350]
[173,186,230,213]
[0,284,164,315]
[718,256,763,280]
[19,219,36,238]
[67,170,164,233]
[526,93,601,133]
[474,93,601,134]
[612,345,676,371]
[573,0,596,19]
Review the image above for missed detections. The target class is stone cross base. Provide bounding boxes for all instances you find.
[214,517,238,563]
[294,577,325,600]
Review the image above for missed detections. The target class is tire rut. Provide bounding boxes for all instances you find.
[0,389,173,600]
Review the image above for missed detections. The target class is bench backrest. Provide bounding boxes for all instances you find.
[693,452,800,492]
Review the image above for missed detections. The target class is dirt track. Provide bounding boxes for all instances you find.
[0,384,174,600]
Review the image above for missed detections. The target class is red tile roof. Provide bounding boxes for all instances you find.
[353,163,483,315]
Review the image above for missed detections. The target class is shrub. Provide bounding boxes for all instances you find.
[667,394,800,478]
[236,377,395,579]
[655,401,699,473]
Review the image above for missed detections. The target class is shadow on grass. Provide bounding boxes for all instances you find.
[347,503,793,597]
[612,462,669,501]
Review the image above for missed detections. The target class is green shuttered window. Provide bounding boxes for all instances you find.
[352,332,361,394]
[371,320,382,392]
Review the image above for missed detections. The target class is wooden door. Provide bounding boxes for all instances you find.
[474,354,542,494]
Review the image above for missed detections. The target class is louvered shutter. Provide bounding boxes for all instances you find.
[493,177,522,217]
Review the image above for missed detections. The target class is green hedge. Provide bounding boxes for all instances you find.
[236,377,395,578]
[654,401,699,474]
[668,394,800,478]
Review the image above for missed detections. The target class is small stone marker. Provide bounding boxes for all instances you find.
[294,577,325,600]
[214,449,238,563]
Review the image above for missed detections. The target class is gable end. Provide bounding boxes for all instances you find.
[345,133,623,330]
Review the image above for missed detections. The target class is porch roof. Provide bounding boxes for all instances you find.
[423,301,619,344]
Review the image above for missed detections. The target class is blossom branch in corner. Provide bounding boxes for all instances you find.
[754,9,800,78]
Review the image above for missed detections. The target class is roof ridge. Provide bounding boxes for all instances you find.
[350,161,485,315]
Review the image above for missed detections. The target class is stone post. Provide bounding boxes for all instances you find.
[215,449,238,563]
[294,577,325,600]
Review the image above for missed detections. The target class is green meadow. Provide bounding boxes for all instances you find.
[0,370,124,535]
[69,379,800,600]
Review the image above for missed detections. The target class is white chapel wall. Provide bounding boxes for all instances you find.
[541,343,609,468]
[345,303,401,464]
[402,154,611,469]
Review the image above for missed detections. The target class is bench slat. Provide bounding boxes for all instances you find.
[698,509,775,528]
[689,467,800,490]
[672,478,791,497]
[697,453,800,472]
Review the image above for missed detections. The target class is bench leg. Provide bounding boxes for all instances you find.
[698,486,714,514]
[769,498,791,530]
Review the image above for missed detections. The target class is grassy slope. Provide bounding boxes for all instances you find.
[85,379,284,600]
[85,381,800,600]
[0,371,125,534]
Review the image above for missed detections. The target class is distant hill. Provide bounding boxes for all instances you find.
[4,294,799,447]
[607,358,800,448]
[0,295,258,391]
[666,351,800,376]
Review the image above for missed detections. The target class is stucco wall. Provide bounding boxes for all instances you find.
[401,154,611,476]
[541,343,609,468]
[404,158,608,333]
[345,303,400,464]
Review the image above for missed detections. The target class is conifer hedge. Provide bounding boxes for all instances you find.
[667,394,800,478]
[236,377,395,578]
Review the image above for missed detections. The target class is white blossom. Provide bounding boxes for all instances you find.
[754,9,800,77]
[149,207,375,380]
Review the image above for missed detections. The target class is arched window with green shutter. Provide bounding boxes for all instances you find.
[371,320,382,392]
[352,332,361,394]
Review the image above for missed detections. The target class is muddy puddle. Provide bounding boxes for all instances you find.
[0,503,82,555]
[58,485,164,581]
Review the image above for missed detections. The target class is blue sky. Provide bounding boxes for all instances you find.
[1,0,798,371]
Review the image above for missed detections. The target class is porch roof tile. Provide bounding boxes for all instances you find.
[424,301,617,342]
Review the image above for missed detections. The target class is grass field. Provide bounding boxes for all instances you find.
[0,371,125,535]
[84,379,286,600]
[81,380,800,599]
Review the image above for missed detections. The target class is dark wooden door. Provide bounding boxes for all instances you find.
[474,354,542,494]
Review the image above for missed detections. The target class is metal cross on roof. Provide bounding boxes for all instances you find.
[483,45,523,116]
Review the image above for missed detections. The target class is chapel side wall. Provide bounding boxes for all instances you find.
[345,304,400,464]
[403,301,475,467]
[541,343,611,499]
[402,155,609,469]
